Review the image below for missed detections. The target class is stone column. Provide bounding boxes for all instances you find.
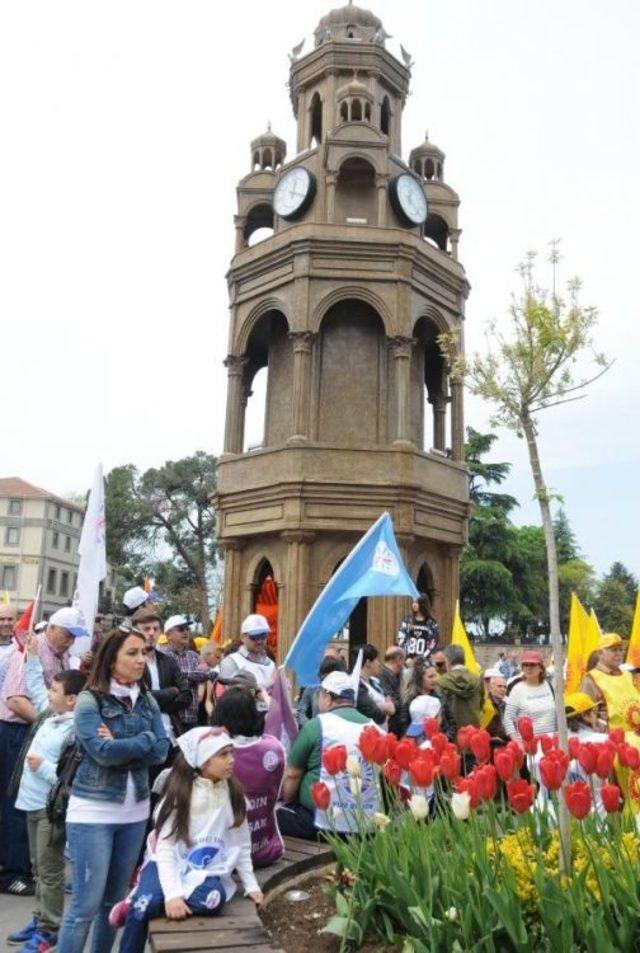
[432,394,448,451]
[440,544,462,645]
[376,173,389,226]
[325,171,337,223]
[280,531,315,661]
[220,538,244,644]
[389,336,415,446]
[234,215,246,254]
[449,228,461,261]
[288,331,316,442]
[223,355,248,453]
[450,380,464,462]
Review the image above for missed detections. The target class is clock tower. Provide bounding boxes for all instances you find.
[217,3,470,658]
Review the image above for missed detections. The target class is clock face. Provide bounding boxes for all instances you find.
[273,166,316,220]
[390,173,428,226]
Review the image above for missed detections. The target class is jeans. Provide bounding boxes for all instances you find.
[0,721,31,884]
[26,809,66,931]
[119,861,226,953]
[276,802,318,840]
[57,819,147,953]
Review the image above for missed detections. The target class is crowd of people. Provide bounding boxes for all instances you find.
[0,590,638,952]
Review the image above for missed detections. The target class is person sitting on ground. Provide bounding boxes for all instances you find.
[397,594,440,661]
[401,656,456,741]
[9,635,86,953]
[437,645,484,731]
[135,607,192,742]
[212,687,285,867]
[278,671,381,840]
[218,614,276,690]
[483,668,508,744]
[296,654,346,728]
[161,615,210,731]
[377,646,408,736]
[503,650,556,741]
[355,644,395,727]
[113,726,263,953]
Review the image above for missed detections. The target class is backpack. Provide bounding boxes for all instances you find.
[46,738,84,826]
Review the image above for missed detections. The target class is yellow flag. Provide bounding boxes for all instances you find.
[583,608,601,661]
[451,602,481,675]
[565,593,590,693]
[627,593,640,669]
[1,591,9,606]
[480,695,496,729]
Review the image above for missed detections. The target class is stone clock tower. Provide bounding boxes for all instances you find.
[217,3,470,659]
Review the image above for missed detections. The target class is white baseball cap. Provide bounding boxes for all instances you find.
[240,613,270,637]
[48,607,88,638]
[164,614,190,633]
[484,667,503,680]
[123,586,148,612]
[406,694,441,737]
[321,670,355,699]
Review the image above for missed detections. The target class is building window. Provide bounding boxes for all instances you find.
[64,535,71,553]
[5,527,20,545]
[66,509,73,524]
[73,573,77,593]
[8,499,22,516]
[59,571,69,598]
[55,505,61,520]
[52,531,59,548]
[1,565,16,590]
[47,568,57,594]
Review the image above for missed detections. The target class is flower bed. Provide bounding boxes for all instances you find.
[315,721,640,951]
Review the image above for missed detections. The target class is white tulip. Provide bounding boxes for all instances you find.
[446,906,458,922]
[408,794,429,820]
[372,811,391,829]
[346,755,362,778]
[451,791,471,821]
[349,776,362,796]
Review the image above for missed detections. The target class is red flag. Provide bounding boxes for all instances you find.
[13,601,34,651]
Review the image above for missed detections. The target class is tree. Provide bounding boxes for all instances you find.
[595,562,638,634]
[464,427,518,512]
[104,452,219,629]
[444,244,610,872]
[553,508,580,563]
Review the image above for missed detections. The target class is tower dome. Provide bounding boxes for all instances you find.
[250,124,287,172]
[409,132,445,182]
[314,3,384,46]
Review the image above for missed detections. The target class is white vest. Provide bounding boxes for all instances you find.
[229,650,276,689]
[315,711,382,833]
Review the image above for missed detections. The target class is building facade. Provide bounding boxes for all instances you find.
[217,3,470,660]
[0,476,116,620]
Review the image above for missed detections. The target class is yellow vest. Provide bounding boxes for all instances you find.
[590,668,640,813]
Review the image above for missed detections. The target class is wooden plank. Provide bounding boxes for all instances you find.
[149,912,262,934]
[282,835,329,855]
[151,926,275,950]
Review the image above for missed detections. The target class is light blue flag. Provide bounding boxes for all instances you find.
[284,512,419,686]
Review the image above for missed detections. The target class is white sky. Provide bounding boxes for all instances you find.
[1,0,638,577]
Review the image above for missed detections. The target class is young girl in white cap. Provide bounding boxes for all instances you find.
[114,726,263,952]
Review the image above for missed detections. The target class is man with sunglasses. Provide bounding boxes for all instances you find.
[134,608,192,738]
[219,614,276,690]
[161,614,210,729]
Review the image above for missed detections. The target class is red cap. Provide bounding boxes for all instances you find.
[521,650,545,667]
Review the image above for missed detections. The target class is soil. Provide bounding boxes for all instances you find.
[261,875,396,953]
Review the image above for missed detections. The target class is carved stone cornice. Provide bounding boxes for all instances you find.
[387,335,416,360]
[288,331,317,354]
[281,530,317,545]
[224,354,249,376]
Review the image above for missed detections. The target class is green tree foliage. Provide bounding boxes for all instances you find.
[104,452,218,629]
[553,508,580,562]
[595,562,638,635]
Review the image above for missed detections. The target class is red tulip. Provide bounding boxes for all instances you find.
[430,732,448,756]
[310,781,331,811]
[609,728,625,746]
[394,738,418,770]
[455,775,480,810]
[409,753,438,788]
[358,727,384,764]
[619,744,640,770]
[423,717,439,740]
[506,740,526,768]
[595,746,616,780]
[568,736,582,760]
[506,779,535,814]
[565,780,591,819]
[601,782,622,813]
[540,734,558,754]
[517,717,534,742]
[469,728,491,764]
[322,745,347,776]
[383,758,401,786]
[457,726,474,750]
[493,747,516,781]
[476,764,498,801]
[577,742,598,775]
[439,747,460,781]
[539,750,569,791]
[383,732,398,761]
[523,738,538,756]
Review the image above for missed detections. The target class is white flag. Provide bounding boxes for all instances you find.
[72,464,106,656]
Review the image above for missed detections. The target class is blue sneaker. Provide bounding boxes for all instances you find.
[7,917,38,945]
[19,929,57,952]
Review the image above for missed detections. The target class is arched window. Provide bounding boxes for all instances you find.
[424,213,449,253]
[252,151,260,171]
[244,204,274,247]
[425,158,435,181]
[351,98,363,121]
[380,96,391,136]
[416,563,436,606]
[410,315,449,452]
[243,310,291,450]
[340,100,349,122]
[335,156,377,224]
[253,559,279,658]
[262,148,273,170]
[309,92,323,147]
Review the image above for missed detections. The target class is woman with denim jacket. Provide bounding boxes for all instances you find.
[57,624,169,953]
